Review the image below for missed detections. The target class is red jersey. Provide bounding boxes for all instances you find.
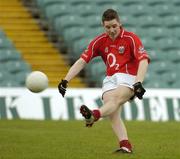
[81,28,150,76]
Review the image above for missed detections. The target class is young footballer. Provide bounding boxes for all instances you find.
[58,9,150,153]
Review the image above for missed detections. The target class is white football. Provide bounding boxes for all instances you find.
[26,71,48,93]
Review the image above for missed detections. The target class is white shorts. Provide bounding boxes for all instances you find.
[102,73,136,95]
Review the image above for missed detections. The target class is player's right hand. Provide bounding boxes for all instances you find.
[58,79,68,97]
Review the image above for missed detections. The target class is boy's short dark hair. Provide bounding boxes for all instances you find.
[102,9,120,23]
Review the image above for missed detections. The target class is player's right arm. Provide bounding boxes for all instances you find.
[64,58,86,82]
[58,58,86,97]
[58,35,102,97]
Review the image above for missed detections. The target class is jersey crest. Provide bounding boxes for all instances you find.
[119,46,125,54]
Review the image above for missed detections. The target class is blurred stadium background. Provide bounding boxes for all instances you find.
[0,0,180,88]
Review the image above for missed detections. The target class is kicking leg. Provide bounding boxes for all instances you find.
[100,85,134,117]
[80,86,133,127]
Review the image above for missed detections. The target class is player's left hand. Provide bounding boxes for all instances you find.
[133,82,146,99]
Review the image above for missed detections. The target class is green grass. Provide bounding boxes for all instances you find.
[0,120,180,159]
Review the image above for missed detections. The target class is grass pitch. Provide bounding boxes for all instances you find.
[0,120,180,159]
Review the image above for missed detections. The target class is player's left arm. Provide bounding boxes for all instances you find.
[131,59,149,100]
[131,33,150,99]
[135,59,149,83]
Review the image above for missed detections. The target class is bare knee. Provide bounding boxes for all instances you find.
[107,96,124,107]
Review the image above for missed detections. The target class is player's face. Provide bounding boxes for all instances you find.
[103,19,121,40]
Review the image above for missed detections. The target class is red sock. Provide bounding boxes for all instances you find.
[92,109,101,121]
[119,140,132,150]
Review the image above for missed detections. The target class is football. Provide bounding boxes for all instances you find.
[25,71,48,93]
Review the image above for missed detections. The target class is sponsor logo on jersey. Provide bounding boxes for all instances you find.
[139,46,145,53]
[119,46,125,54]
